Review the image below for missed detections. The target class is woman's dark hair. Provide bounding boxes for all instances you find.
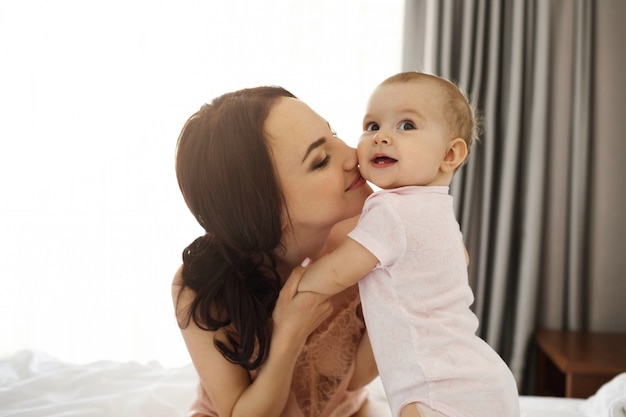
[175,86,297,370]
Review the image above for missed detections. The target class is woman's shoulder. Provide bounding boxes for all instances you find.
[171,264,196,322]
[172,264,183,285]
[171,264,185,300]
[327,215,360,251]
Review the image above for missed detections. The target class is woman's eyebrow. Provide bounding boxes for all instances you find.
[302,137,326,163]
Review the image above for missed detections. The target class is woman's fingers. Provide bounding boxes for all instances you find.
[280,259,311,298]
[273,261,333,344]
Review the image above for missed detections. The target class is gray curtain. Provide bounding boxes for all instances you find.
[403,0,626,393]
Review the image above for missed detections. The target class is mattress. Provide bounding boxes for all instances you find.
[1,350,624,417]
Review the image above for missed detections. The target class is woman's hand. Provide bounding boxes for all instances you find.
[271,263,333,352]
[224,264,333,417]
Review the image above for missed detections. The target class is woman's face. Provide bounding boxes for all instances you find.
[266,97,371,235]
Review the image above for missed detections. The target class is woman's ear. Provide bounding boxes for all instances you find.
[441,138,468,172]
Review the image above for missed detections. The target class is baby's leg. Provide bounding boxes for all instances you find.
[399,402,423,417]
[400,402,448,417]
[353,397,392,417]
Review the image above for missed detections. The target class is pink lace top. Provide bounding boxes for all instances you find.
[188,286,368,417]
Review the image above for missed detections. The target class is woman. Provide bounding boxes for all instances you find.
[173,86,388,417]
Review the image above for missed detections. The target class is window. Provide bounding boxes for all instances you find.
[0,0,404,366]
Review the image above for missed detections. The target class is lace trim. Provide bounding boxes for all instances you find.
[291,287,364,417]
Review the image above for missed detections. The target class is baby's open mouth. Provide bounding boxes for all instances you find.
[372,156,397,165]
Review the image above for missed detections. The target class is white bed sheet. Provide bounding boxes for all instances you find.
[0,351,197,417]
[1,351,624,417]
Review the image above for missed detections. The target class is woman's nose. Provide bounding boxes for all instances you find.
[342,144,359,171]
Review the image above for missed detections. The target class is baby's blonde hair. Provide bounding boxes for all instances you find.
[380,72,481,160]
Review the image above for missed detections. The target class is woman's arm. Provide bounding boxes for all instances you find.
[173,265,332,417]
[350,330,391,417]
[348,329,379,390]
[298,237,378,296]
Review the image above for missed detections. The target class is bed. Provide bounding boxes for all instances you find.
[1,350,625,417]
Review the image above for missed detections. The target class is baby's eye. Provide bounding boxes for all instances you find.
[330,126,338,137]
[398,121,415,130]
[364,122,380,131]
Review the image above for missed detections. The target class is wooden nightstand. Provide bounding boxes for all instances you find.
[535,330,626,398]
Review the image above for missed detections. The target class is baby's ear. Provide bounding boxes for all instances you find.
[441,138,468,172]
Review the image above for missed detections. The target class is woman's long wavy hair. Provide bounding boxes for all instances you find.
[175,86,296,370]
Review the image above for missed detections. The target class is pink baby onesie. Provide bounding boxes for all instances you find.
[348,186,520,417]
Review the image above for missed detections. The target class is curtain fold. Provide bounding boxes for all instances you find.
[401,0,617,391]
[566,0,593,329]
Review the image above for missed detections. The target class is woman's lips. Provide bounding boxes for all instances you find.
[345,173,366,191]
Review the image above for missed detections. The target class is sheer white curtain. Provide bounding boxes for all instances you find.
[0,0,404,366]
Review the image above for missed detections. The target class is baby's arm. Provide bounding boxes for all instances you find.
[298,237,379,296]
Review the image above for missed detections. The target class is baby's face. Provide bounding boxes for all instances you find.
[357,81,453,189]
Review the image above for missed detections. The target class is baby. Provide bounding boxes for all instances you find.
[298,72,520,417]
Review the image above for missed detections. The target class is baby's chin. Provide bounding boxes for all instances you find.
[366,180,397,191]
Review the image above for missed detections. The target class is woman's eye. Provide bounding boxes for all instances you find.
[398,121,415,130]
[364,122,379,131]
[313,155,331,170]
